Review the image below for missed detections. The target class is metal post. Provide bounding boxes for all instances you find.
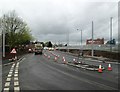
[91,21,94,57]
[81,30,82,46]
[2,30,5,57]
[110,17,113,52]
[67,30,69,52]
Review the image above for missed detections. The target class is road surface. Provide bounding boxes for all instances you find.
[2,50,119,91]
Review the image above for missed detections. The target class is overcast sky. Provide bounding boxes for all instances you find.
[0,0,119,45]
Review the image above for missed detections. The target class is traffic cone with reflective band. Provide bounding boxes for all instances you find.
[44,54,46,56]
[108,64,112,71]
[62,57,65,61]
[73,58,76,63]
[48,56,50,59]
[54,57,57,62]
[98,65,102,73]
[62,57,66,64]
[73,59,76,62]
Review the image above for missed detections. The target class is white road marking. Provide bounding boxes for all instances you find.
[15,71,18,74]
[16,66,19,68]
[3,57,22,91]
[13,63,15,66]
[5,82,10,87]
[10,67,14,70]
[10,69,13,72]
[8,74,12,77]
[15,67,19,69]
[9,71,13,74]
[15,70,18,72]
[6,78,11,82]
[3,87,9,91]
[14,81,19,86]
[12,65,15,68]
[14,74,18,77]
[14,87,20,91]
[19,57,26,63]
[17,62,19,65]
[14,77,18,81]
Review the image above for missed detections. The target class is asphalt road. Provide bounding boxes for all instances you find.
[2,50,119,91]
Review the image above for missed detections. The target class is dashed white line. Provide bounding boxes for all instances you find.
[3,88,9,91]
[8,74,12,77]
[6,78,11,82]
[14,77,18,81]
[15,70,18,72]
[5,82,10,87]
[15,71,18,74]
[14,87,20,91]
[14,81,19,86]
[9,71,13,74]
[14,74,18,77]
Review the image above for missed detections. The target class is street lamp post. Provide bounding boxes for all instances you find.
[77,29,83,58]
[91,21,94,57]
[110,17,113,52]
[66,30,69,52]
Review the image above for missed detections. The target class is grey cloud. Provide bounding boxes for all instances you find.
[0,0,118,45]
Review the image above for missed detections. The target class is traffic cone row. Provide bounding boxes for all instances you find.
[98,64,112,73]
[45,53,113,72]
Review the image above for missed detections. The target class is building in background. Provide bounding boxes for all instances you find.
[86,38,104,45]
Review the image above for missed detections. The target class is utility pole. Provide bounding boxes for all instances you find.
[91,21,94,57]
[110,17,113,52]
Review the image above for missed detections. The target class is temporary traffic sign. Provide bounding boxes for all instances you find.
[10,48,17,54]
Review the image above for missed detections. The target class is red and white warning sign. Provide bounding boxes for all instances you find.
[10,48,17,54]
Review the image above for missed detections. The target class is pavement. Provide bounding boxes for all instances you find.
[1,50,119,91]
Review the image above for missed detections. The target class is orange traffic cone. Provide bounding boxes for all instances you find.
[98,65,102,73]
[48,56,50,59]
[73,59,76,64]
[54,56,57,62]
[108,64,112,71]
[62,57,65,61]
[62,57,66,64]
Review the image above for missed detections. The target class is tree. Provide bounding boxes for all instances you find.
[45,41,53,47]
[0,11,33,49]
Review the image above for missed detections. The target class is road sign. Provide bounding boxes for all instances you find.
[10,48,17,54]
